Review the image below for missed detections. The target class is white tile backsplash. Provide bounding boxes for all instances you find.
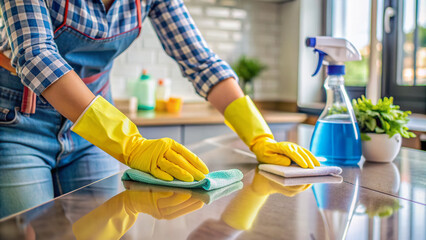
[186,6,203,16]
[193,18,216,28]
[220,0,238,7]
[217,19,242,30]
[110,0,283,102]
[202,29,231,41]
[198,0,217,5]
[231,9,247,19]
[205,7,231,18]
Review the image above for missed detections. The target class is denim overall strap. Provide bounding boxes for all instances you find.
[18,0,142,114]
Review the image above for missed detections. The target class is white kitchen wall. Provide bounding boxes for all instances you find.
[110,0,283,102]
[278,0,324,104]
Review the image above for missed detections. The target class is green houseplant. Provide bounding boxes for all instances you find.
[232,55,267,97]
[352,96,416,162]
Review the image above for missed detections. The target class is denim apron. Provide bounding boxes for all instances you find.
[0,0,142,218]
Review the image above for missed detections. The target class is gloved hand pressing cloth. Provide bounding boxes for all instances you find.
[72,96,209,182]
[224,96,320,169]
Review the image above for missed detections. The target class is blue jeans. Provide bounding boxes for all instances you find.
[0,68,120,219]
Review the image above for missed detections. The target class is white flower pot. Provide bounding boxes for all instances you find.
[362,133,401,163]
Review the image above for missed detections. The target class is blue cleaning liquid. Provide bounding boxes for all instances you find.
[310,120,362,165]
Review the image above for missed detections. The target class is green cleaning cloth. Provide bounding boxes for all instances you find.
[121,169,244,191]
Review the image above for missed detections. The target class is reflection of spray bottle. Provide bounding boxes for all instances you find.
[312,166,361,240]
[306,36,362,165]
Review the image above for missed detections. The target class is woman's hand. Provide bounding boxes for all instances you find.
[251,137,320,168]
[127,137,209,182]
[72,96,209,182]
[219,95,319,169]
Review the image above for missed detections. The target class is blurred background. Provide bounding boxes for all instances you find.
[110,0,425,112]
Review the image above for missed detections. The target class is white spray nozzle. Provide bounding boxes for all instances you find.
[306,36,361,76]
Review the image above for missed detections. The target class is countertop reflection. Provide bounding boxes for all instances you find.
[0,125,425,240]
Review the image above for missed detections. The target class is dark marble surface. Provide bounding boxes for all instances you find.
[1,126,425,240]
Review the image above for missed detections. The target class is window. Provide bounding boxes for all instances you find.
[328,0,425,113]
[325,0,385,102]
[401,0,426,86]
[329,0,373,87]
[300,0,424,114]
[382,0,426,113]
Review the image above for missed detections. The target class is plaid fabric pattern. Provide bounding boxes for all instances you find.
[0,0,237,98]
[149,0,237,98]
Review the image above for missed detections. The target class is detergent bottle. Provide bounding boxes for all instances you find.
[134,69,156,110]
[306,36,362,165]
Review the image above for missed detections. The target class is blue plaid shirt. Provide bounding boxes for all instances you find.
[0,0,236,98]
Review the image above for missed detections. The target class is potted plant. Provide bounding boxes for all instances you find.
[352,96,416,162]
[232,55,267,98]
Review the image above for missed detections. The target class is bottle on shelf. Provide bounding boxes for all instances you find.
[132,69,156,111]
[155,78,171,112]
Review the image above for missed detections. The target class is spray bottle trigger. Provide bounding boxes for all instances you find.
[312,49,327,76]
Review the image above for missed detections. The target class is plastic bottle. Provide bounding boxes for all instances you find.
[134,69,156,110]
[155,78,170,112]
[306,36,362,165]
[156,78,171,100]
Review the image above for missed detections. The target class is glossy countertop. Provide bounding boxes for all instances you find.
[0,125,425,240]
[124,102,307,126]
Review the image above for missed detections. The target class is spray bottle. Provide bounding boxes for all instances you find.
[306,36,362,165]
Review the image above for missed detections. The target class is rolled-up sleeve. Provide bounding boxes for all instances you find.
[0,0,72,96]
[148,0,238,99]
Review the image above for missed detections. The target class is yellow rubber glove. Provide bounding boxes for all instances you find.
[221,170,312,230]
[71,96,209,182]
[224,96,320,169]
[73,186,204,240]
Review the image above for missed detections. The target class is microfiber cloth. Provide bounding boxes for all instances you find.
[121,169,244,191]
[258,164,342,178]
[259,170,343,186]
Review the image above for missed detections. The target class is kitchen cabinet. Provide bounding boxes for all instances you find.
[182,124,234,145]
[138,125,182,142]
[255,0,294,3]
